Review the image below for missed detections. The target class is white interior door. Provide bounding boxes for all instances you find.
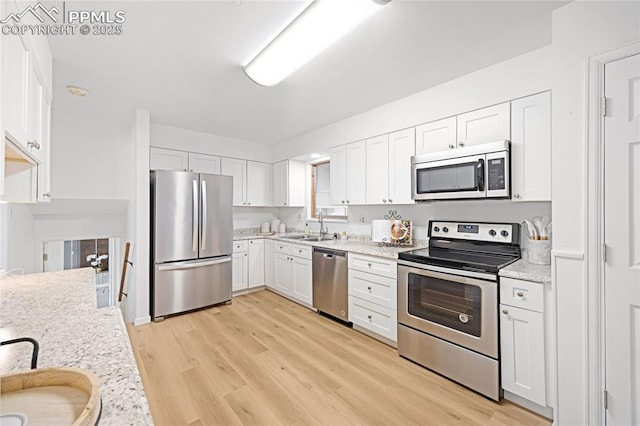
[604,53,640,426]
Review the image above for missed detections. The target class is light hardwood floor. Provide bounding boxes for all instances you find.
[128,290,551,426]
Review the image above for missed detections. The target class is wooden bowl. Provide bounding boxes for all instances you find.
[0,367,101,425]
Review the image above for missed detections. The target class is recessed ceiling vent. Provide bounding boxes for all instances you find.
[66,85,89,97]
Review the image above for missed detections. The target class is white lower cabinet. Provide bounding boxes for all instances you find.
[272,242,312,306]
[233,239,264,293]
[264,239,275,289]
[347,253,397,344]
[500,277,553,410]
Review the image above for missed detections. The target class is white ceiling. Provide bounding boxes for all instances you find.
[49,0,569,144]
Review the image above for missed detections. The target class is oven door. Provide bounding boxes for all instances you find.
[397,262,498,358]
[412,154,485,201]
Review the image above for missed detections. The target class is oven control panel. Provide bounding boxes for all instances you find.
[429,221,517,243]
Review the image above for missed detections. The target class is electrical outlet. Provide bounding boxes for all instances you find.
[360,216,365,223]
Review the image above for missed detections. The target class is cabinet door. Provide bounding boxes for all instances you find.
[500,304,546,406]
[27,54,45,162]
[415,117,457,154]
[36,92,51,202]
[292,256,312,306]
[221,157,247,206]
[264,239,275,289]
[150,148,188,171]
[510,92,551,201]
[188,152,221,174]
[274,253,293,295]
[232,252,248,292]
[346,140,366,204]
[329,145,347,205]
[247,161,272,207]
[247,239,265,288]
[366,134,389,204]
[456,102,510,148]
[388,128,415,205]
[272,160,288,206]
[287,160,306,207]
[3,25,30,147]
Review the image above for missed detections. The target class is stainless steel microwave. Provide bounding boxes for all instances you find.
[411,140,510,201]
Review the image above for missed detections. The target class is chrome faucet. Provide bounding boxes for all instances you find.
[318,211,328,238]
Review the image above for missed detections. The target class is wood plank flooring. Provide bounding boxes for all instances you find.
[127,290,551,426]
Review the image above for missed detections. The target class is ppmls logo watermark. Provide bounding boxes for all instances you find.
[1,2,126,36]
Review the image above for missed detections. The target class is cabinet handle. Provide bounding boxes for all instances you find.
[502,309,509,315]
[388,199,392,203]
[184,168,188,172]
[516,291,524,297]
[341,200,345,204]
[27,140,40,150]
[346,200,350,204]
[367,286,372,291]
[513,193,520,199]
[458,141,464,147]
[244,253,247,257]
[383,199,387,203]
[367,263,372,268]
[42,192,51,198]
[448,144,455,149]
[190,169,194,172]
[250,241,253,244]
[367,315,372,320]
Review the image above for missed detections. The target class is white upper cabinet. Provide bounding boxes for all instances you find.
[272,160,304,207]
[188,152,221,174]
[330,141,366,205]
[456,102,510,148]
[510,92,551,202]
[388,128,415,205]
[415,117,457,154]
[221,157,247,206]
[365,134,389,204]
[36,90,51,202]
[247,161,272,206]
[150,148,188,171]
[3,21,30,147]
[329,145,347,205]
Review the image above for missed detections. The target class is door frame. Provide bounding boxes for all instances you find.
[586,41,640,425]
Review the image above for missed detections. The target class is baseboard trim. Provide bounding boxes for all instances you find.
[134,315,151,326]
[504,390,554,420]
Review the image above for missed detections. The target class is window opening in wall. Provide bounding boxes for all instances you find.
[310,161,347,221]
[42,237,118,309]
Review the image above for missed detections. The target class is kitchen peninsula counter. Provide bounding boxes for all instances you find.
[0,268,153,425]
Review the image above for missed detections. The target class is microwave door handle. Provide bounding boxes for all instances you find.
[476,159,485,191]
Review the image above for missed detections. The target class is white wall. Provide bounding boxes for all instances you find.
[551,2,640,424]
[273,45,552,161]
[50,111,133,200]
[6,203,35,273]
[150,123,272,163]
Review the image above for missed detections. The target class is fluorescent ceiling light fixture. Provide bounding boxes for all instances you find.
[244,0,391,86]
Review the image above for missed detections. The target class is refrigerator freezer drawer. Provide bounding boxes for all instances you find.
[152,257,232,320]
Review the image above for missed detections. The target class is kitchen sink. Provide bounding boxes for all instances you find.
[281,235,335,242]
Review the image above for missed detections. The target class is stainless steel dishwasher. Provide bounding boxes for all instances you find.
[312,247,349,322]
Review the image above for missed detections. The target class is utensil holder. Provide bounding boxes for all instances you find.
[528,239,551,265]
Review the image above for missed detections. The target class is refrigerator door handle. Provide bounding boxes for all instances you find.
[192,179,198,253]
[201,179,208,251]
[158,257,231,271]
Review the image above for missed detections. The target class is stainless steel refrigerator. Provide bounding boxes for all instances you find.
[150,170,233,321]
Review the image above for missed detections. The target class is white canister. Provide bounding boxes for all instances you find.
[278,223,286,234]
[261,222,270,233]
[270,218,281,233]
[528,239,551,265]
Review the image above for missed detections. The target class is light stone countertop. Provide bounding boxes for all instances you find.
[233,232,427,259]
[0,268,153,426]
[499,258,552,284]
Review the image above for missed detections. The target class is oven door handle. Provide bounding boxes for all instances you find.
[397,260,497,282]
[476,158,485,192]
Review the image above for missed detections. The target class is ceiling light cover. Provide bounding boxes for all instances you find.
[66,85,89,97]
[244,0,391,86]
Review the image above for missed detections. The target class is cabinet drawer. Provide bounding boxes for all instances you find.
[500,277,544,312]
[348,269,396,309]
[233,240,248,253]
[290,244,312,260]
[348,253,397,279]
[349,296,397,342]
[274,241,292,255]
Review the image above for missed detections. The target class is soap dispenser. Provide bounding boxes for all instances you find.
[304,223,310,236]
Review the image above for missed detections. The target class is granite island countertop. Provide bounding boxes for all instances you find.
[499,258,552,284]
[0,268,153,425]
[234,232,427,259]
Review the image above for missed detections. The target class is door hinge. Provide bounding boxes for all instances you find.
[603,389,609,410]
[601,96,607,117]
[602,243,607,263]
[43,253,48,262]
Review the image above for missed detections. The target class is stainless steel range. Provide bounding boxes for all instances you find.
[397,220,521,401]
